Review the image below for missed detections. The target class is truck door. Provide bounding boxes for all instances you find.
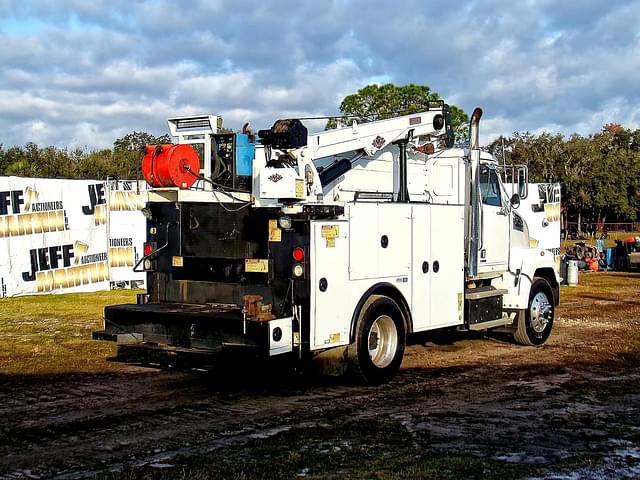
[478,164,509,273]
[411,206,430,331]
[310,220,350,350]
[411,204,464,331]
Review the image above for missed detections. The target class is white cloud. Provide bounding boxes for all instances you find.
[0,0,639,149]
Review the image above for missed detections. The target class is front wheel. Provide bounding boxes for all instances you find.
[348,295,406,384]
[514,278,554,346]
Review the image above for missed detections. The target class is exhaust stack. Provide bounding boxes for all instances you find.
[468,107,483,278]
[393,129,414,203]
[469,107,483,150]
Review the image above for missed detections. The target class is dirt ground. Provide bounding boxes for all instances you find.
[1,272,639,479]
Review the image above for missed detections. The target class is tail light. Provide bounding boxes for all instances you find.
[292,247,305,262]
[292,246,305,278]
[143,242,156,271]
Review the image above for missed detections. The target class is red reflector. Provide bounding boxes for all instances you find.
[292,247,304,262]
[144,243,152,256]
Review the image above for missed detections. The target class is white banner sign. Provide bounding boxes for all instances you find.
[0,176,147,297]
[106,180,147,286]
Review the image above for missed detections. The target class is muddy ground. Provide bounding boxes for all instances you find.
[1,272,639,479]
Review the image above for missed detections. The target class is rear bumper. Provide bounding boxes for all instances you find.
[92,330,143,344]
[96,303,293,356]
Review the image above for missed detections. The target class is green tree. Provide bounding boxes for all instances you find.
[325,83,469,143]
[113,131,171,152]
[0,144,6,174]
[111,131,172,180]
[562,134,595,229]
[591,125,640,223]
[0,130,171,180]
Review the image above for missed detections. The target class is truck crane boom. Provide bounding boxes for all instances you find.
[304,103,453,160]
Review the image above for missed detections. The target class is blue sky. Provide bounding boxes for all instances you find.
[0,0,639,149]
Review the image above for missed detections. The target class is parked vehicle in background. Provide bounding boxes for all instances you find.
[503,171,561,272]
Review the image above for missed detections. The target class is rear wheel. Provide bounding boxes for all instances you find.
[348,295,406,384]
[514,278,554,346]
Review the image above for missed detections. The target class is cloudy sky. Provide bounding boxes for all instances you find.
[0,0,639,149]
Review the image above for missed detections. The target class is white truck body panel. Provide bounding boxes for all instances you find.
[309,201,465,351]
[259,167,305,200]
[425,152,466,205]
[427,205,465,328]
[411,204,465,330]
[310,220,351,350]
[348,203,411,280]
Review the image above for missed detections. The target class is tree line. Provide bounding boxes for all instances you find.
[488,124,640,227]
[0,131,169,181]
[1,124,638,226]
[1,83,638,226]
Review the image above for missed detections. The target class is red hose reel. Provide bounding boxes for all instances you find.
[141,144,200,189]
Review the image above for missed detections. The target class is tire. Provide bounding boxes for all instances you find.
[514,278,554,346]
[347,295,406,384]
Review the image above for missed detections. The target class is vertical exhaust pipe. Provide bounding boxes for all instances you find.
[468,108,483,278]
[470,108,483,150]
[393,129,414,203]
[397,140,409,203]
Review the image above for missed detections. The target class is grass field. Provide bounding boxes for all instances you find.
[1,275,639,479]
[0,289,141,376]
[0,271,637,376]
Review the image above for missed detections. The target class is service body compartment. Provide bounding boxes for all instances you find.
[145,202,286,306]
[411,204,465,331]
[348,203,411,280]
[310,220,350,350]
[428,205,465,328]
[410,206,431,331]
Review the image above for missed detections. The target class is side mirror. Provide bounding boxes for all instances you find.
[517,168,528,198]
[510,193,521,209]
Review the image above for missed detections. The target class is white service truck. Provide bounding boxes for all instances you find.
[94,102,559,384]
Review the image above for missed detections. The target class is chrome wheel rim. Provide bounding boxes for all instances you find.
[530,291,552,333]
[368,315,398,368]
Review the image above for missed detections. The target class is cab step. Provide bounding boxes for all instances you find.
[465,286,509,330]
[465,286,508,300]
